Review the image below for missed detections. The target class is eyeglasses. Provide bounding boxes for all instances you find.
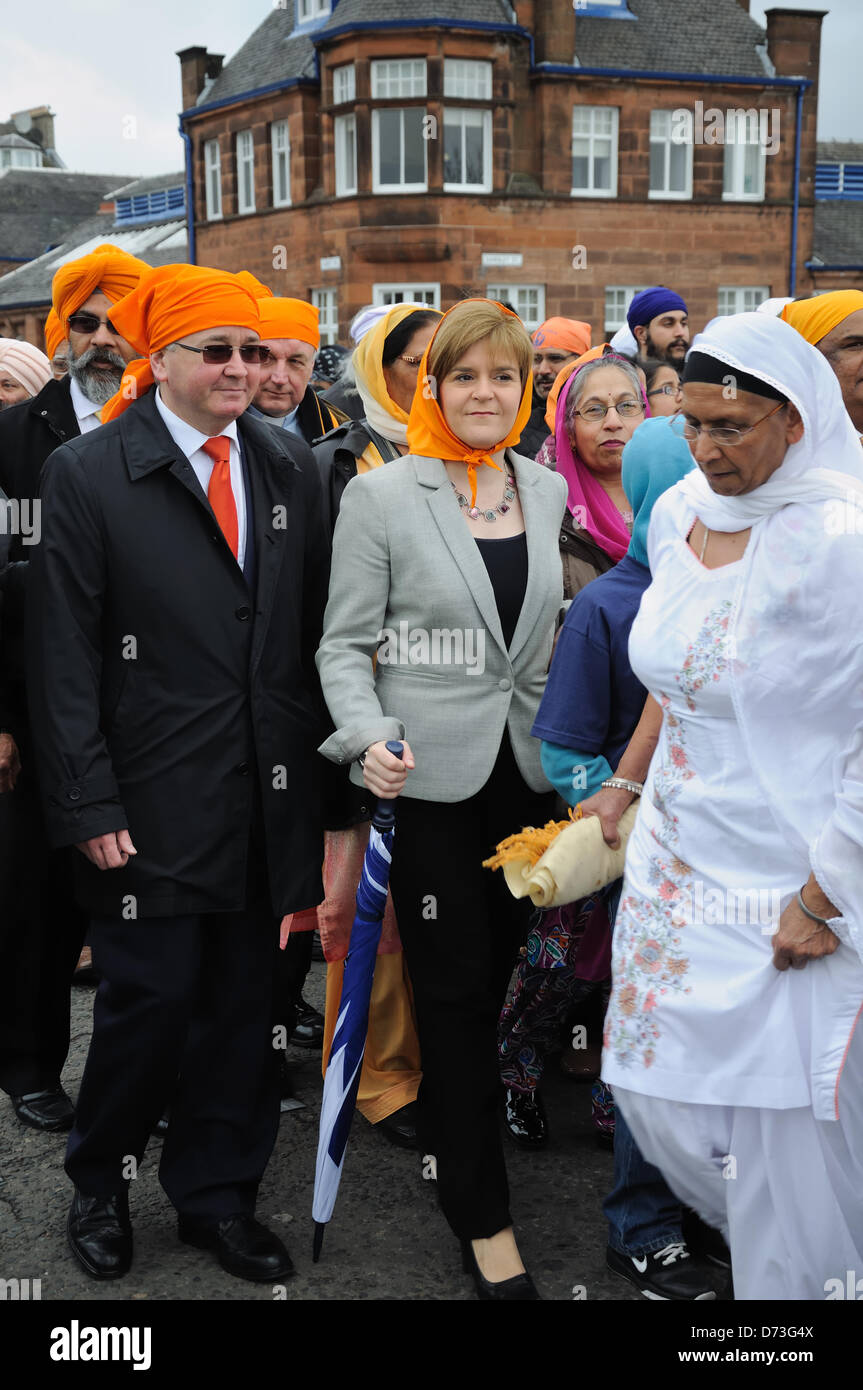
[574,399,645,423]
[172,342,267,365]
[67,312,119,335]
[647,383,682,398]
[672,400,786,447]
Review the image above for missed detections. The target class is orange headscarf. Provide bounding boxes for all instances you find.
[52,243,149,330]
[532,317,591,356]
[544,344,610,432]
[44,309,66,359]
[258,297,320,350]
[99,264,262,422]
[781,291,863,347]
[406,299,533,508]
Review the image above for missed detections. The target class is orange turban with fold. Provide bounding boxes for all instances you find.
[43,310,65,360]
[100,264,262,422]
[406,299,533,508]
[257,297,320,350]
[532,317,592,356]
[781,291,863,347]
[52,243,149,330]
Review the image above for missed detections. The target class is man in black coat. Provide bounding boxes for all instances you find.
[27,264,329,1283]
[0,245,145,1133]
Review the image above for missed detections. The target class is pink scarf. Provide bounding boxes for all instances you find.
[553,359,650,564]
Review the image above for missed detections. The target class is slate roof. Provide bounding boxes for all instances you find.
[572,0,769,77]
[812,203,863,267]
[0,212,189,310]
[0,133,41,150]
[817,141,863,164]
[0,169,126,263]
[105,172,186,199]
[195,0,772,110]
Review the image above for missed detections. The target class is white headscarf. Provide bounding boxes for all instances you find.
[677,312,863,532]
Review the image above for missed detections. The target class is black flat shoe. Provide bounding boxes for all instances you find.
[375,1101,419,1150]
[461,1241,540,1300]
[178,1213,295,1282]
[503,1087,548,1147]
[11,1087,74,1132]
[68,1188,132,1280]
[290,998,325,1049]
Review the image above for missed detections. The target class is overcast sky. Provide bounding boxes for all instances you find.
[5,0,860,178]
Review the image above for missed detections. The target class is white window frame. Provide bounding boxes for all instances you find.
[443,108,492,194]
[371,59,427,99]
[486,285,546,332]
[271,120,291,208]
[648,109,692,200]
[373,283,441,309]
[334,113,357,197]
[204,138,222,221]
[717,285,770,316]
[571,106,619,198]
[722,117,766,202]
[604,285,647,336]
[298,0,331,21]
[236,129,255,215]
[371,108,428,194]
[311,288,338,346]
[333,63,356,106]
[444,59,492,101]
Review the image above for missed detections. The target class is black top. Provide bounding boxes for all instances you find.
[475,532,528,650]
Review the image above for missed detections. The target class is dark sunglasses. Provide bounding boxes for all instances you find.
[67,312,119,335]
[173,342,269,365]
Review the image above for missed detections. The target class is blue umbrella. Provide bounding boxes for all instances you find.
[312,740,404,1262]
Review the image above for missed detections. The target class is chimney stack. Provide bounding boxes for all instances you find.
[177,47,224,111]
[532,0,576,66]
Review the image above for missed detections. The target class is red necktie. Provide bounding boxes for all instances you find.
[202,436,238,559]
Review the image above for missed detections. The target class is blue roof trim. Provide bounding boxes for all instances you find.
[537,63,810,88]
[179,73,317,122]
[573,4,636,17]
[806,261,863,271]
[315,16,533,48]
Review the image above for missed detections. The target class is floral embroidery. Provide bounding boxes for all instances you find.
[606,604,732,1069]
[676,598,732,712]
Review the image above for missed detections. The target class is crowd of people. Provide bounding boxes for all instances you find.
[1,246,862,1300]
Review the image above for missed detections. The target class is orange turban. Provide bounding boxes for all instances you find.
[545,345,610,432]
[52,242,149,330]
[234,271,274,301]
[44,309,65,359]
[406,299,532,508]
[100,264,262,422]
[257,297,320,351]
[532,317,592,357]
[781,291,863,347]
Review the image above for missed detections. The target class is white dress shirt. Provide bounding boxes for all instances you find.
[154,389,247,568]
[69,377,106,434]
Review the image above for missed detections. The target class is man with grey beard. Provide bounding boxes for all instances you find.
[0,244,145,1135]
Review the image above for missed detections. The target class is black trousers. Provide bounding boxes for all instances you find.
[0,750,88,1095]
[66,901,281,1219]
[388,736,555,1241]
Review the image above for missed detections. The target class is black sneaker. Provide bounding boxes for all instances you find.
[503,1087,548,1147]
[607,1241,720,1300]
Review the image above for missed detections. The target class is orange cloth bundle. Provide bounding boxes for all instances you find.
[532,317,591,356]
[44,309,65,359]
[99,264,262,422]
[406,298,532,507]
[52,242,149,328]
[781,291,863,347]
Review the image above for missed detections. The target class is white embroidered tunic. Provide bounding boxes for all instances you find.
[602,489,863,1112]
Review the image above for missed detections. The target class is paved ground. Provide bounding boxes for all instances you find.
[0,960,641,1303]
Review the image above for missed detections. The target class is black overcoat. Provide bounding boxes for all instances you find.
[27,388,330,919]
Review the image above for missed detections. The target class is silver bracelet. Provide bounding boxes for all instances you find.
[796,888,831,927]
[357,748,369,769]
[601,777,643,797]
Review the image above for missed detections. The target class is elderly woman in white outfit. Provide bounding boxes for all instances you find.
[596,312,863,1300]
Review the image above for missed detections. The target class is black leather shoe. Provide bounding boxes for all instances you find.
[503,1087,548,1147]
[11,1087,74,1133]
[375,1101,419,1150]
[178,1214,295,1282]
[67,1189,132,1280]
[461,1241,540,1300]
[290,998,325,1049]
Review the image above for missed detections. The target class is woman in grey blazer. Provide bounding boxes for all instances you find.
[317,301,567,1299]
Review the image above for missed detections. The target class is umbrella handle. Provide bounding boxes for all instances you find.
[371,740,404,831]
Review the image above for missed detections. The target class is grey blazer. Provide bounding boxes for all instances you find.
[316,449,567,803]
